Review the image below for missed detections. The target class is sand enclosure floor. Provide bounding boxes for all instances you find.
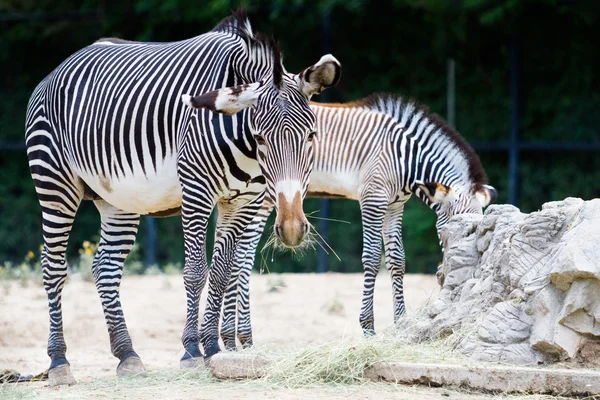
[1,273,538,399]
[1,273,438,377]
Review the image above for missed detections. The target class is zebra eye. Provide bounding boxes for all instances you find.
[254,135,266,146]
[307,131,317,142]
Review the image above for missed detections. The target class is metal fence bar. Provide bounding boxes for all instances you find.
[508,34,521,206]
[0,11,102,22]
[519,142,600,151]
[5,141,599,153]
[0,143,26,151]
[316,12,333,274]
[472,142,600,152]
[447,59,456,128]
[145,216,157,267]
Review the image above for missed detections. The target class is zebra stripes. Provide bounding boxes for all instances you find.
[25,9,341,383]
[220,93,496,349]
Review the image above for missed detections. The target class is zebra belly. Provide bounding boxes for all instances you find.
[308,170,361,200]
[76,156,183,215]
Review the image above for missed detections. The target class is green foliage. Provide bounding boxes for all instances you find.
[1,0,599,274]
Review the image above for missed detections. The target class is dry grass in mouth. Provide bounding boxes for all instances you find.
[258,215,344,274]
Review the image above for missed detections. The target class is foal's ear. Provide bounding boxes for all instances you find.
[182,82,261,115]
[476,184,497,207]
[414,181,455,204]
[295,54,342,98]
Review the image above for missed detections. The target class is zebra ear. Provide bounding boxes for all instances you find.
[295,54,342,98]
[181,82,261,115]
[415,181,455,204]
[476,184,497,207]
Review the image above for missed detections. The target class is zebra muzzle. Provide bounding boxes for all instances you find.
[275,191,309,248]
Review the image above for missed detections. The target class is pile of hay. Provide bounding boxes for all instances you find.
[252,324,471,387]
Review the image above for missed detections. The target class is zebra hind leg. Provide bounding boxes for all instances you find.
[36,186,83,385]
[28,107,82,385]
[92,200,144,377]
[41,208,79,386]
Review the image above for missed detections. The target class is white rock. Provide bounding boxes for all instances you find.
[402,198,600,365]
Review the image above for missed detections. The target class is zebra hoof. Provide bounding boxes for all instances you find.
[223,341,237,351]
[239,336,253,349]
[180,357,205,369]
[48,364,76,386]
[203,342,221,360]
[117,356,146,377]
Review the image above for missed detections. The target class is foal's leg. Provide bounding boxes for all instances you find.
[358,191,388,335]
[382,202,407,322]
[92,200,144,376]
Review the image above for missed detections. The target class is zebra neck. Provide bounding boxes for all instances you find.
[405,133,472,197]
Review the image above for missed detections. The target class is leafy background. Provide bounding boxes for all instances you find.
[0,0,598,274]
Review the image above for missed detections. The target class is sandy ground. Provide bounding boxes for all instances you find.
[0,273,555,399]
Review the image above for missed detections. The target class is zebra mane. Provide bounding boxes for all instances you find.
[213,9,284,89]
[212,8,254,40]
[357,93,488,190]
[255,33,283,89]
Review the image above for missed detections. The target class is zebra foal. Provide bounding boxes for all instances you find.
[221,93,496,348]
[25,9,340,384]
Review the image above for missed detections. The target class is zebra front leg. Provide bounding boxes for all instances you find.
[220,200,271,349]
[220,256,240,351]
[201,198,263,358]
[180,199,212,368]
[358,196,387,335]
[92,200,144,376]
[220,226,259,350]
[41,207,80,386]
[235,255,255,348]
[383,202,407,322]
[236,203,271,348]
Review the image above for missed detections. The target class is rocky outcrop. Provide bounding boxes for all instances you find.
[407,198,600,365]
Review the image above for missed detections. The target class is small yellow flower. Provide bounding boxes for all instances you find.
[85,247,93,256]
[27,251,35,260]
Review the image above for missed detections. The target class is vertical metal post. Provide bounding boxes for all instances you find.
[509,35,520,206]
[447,59,456,128]
[316,12,332,274]
[145,216,157,267]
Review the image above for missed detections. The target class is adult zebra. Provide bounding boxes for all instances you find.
[221,93,496,349]
[25,9,341,384]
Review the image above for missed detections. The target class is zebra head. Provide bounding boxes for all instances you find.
[182,53,341,248]
[415,181,497,246]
